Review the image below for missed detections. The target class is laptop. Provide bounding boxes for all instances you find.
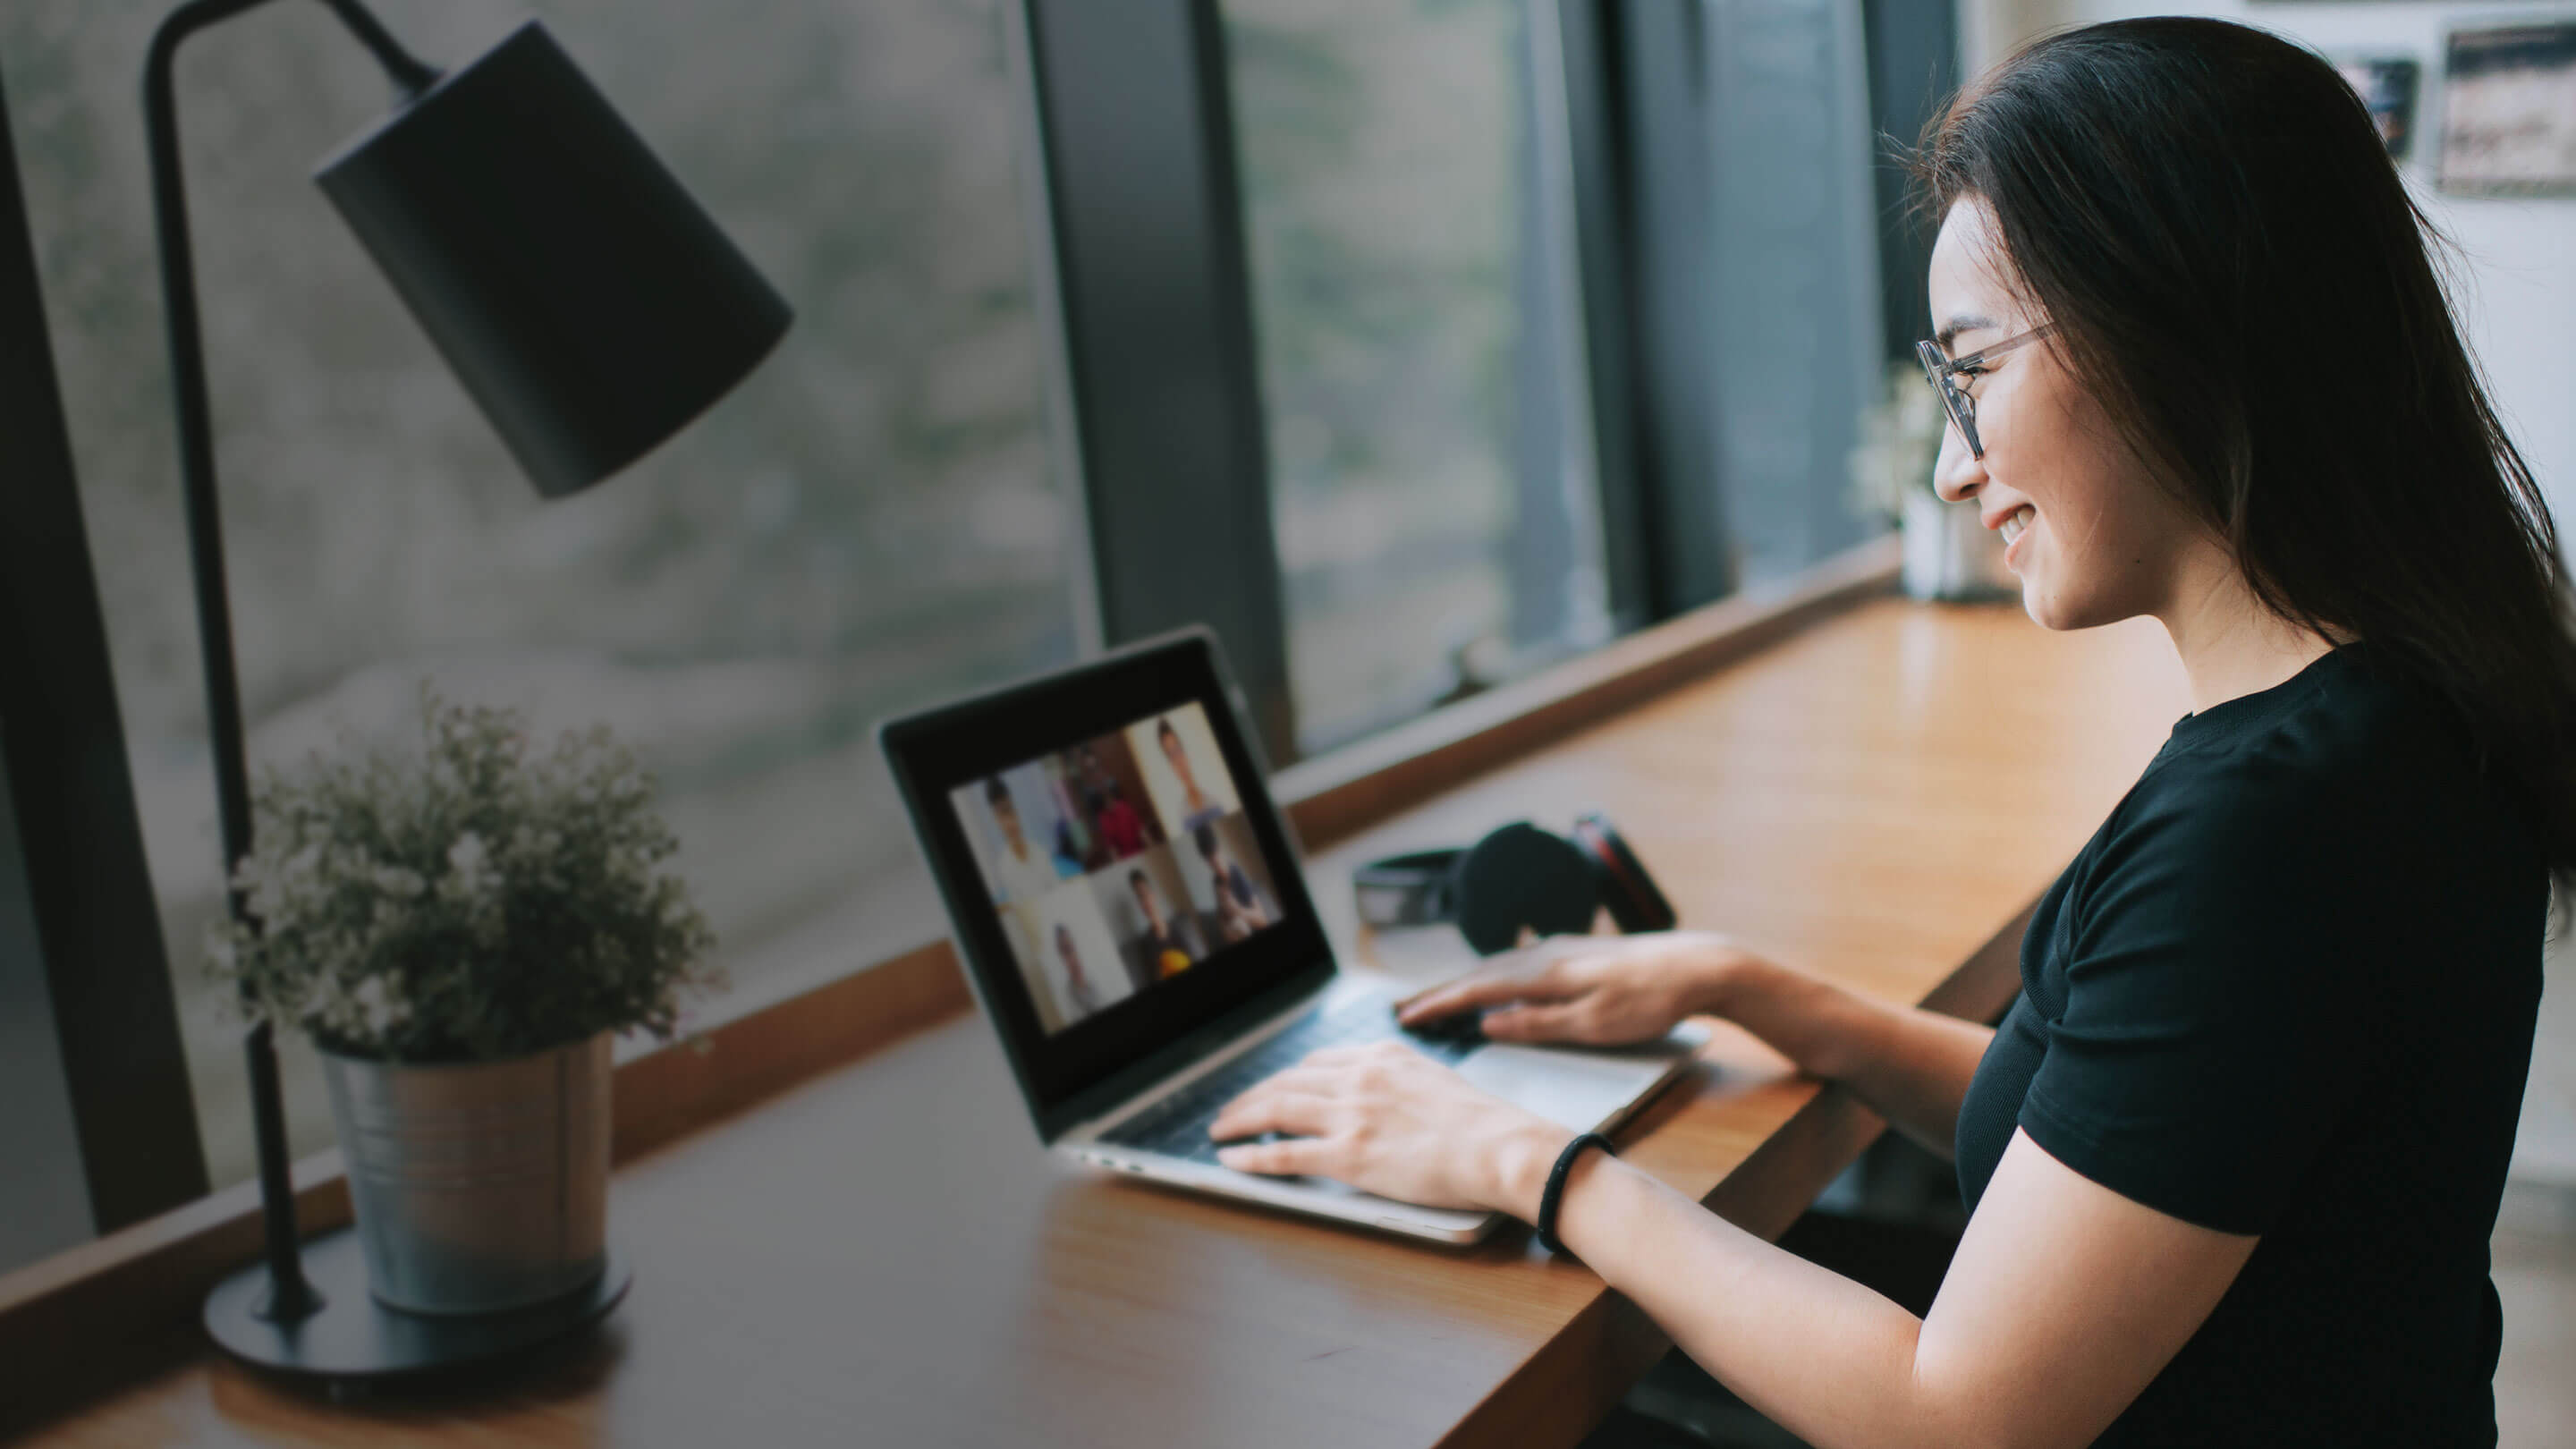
[877,626,1702,1243]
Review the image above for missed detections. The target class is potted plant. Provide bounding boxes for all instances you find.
[1848,358,2013,602]
[208,691,719,1316]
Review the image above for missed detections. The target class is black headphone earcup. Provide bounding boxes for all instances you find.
[1452,822,1598,954]
[1352,848,1467,928]
[1572,812,1677,933]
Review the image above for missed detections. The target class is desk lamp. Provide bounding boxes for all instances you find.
[148,0,790,1380]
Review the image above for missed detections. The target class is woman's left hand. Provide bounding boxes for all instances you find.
[1207,1043,1572,1217]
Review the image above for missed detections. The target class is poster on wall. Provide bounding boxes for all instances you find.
[2334,56,2420,160]
[2439,21,2576,196]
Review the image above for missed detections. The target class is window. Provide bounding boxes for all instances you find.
[2,0,1075,1191]
[1696,0,1888,582]
[1222,0,1613,753]
[4,0,1907,1228]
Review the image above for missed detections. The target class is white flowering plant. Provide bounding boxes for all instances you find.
[208,691,721,1063]
[1847,357,1948,524]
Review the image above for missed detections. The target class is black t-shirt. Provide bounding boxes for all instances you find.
[1954,641,2546,1445]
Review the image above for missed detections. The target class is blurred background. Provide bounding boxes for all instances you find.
[1,0,1909,1191]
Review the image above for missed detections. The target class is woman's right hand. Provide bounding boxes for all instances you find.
[1392,929,1763,1046]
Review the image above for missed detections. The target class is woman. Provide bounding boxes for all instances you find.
[1209,20,2576,1447]
[1194,822,1277,941]
[1126,868,1203,979]
[1040,754,1096,869]
[1055,924,1104,1020]
[1088,778,1153,860]
[1157,716,1229,834]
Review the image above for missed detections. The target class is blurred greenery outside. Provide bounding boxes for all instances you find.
[7,0,1581,1190]
[1228,0,1552,751]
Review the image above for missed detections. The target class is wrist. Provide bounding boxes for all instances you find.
[1687,940,1761,1017]
[1544,1140,1619,1259]
[1487,1119,1577,1222]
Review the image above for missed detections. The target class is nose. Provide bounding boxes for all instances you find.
[1931,421,1984,505]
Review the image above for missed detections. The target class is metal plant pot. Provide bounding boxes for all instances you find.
[319,1031,612,1316]
[1900,489,2016,603]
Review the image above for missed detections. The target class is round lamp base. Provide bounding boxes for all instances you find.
[204,1228,628,1387]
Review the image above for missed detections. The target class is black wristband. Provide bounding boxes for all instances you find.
[1536,1131,1614,1257]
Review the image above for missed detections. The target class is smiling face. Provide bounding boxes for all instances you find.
[1927,198,2216,631]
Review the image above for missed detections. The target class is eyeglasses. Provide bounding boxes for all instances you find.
[1915,325,2053,461]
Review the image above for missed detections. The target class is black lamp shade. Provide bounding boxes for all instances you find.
[316,20,791,497]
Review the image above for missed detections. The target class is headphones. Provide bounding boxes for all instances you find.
[1352,813,1676,955]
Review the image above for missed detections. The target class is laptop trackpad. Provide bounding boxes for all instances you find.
[1455,1044,1667,1132]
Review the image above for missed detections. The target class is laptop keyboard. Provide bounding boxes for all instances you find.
[1097,996,1480,1165]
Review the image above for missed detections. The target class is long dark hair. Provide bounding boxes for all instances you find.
[1916,17,2576,896]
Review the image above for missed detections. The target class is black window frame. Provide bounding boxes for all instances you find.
[0,62,210,1253]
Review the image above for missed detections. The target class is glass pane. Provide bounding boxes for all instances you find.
[3,0,1072,1191]
[1701,0,1885,585]
[1224,0,1608,754]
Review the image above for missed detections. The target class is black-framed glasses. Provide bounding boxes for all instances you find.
[1915,325,2053,461]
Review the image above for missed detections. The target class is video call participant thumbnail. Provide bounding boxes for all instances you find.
[999,886,1134,1033]
[1190,818,1278,943]
[1134,708,1241,840]
[1055,924,1102,1016]
[1063,739,1161,865]
[1094,848,1211,987]
[979,774,1071,904]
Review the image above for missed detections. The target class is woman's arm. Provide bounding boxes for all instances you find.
[1395,936,1996,1158]
[1540,1124,2255,1449]
[1213,1053,2257,1449]
[1702,954,1996,1159]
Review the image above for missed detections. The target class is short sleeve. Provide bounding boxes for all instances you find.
[2019,756,2396,1236]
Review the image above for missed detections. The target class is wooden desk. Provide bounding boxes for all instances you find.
[13,597,2189,1448]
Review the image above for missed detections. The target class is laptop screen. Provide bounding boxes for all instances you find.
[946,700,1291,1035]
[878,630,1334,1135]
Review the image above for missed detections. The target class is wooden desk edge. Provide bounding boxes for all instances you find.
[0,538,1901,1435]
